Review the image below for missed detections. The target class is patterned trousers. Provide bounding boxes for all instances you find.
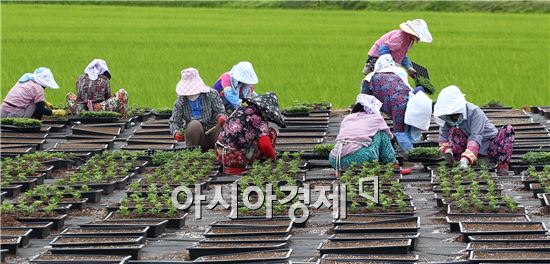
[66,89,128,115]
[447,125,515,165]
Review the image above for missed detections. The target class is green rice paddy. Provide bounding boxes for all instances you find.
[1,4,548,108]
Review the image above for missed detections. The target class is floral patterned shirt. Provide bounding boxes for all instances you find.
[217,105,269,150]
[75,74,111,104]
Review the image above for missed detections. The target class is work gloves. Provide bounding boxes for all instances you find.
[52,109,68,117]
[175,131,185,142]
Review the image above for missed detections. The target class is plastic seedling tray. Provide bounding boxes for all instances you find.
[2,222,53,239]
[16,214,67,230]
[187,242,288,260]
[80,220,168,238]
[28,254,131,264]
[60,226,150,238]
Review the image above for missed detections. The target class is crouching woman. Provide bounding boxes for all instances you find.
[215,92,286,174]
[169,68,226,152]
[329,94,397,171]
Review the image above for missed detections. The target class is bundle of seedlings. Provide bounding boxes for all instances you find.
[313,144,334,155]
[79,111,121,118]
[1,117,42,127]
[283,105,312,114]
[405,147,440,160]
[482,100,504,108]
[522,151,550,165]
[414,76,436,95]
[153,107,173,115]
[303,101,332,110]
[127,106,151,116]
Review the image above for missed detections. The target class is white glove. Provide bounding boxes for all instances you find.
[459,157,469,169]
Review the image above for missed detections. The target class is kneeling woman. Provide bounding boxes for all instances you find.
[1,67,66,119]
[215,92,286,174]
[169,68,226,152]
[329,94,397,171]
[67,59,128,115]
[434,86,514,175]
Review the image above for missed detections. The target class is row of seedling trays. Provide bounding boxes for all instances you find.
[123,118,177,151]
[0,151,150,261]
[188,219,294,263]
[276,104,330,154]
[430,164,550,263]
[521,165,550,210]
[531,105,550,119]
[316,163,420,264]
[26,150,203,263]
[188,155,312,263]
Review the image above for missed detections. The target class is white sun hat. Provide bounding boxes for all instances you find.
[400,19,433,43]
[176,68,210,96]
[18,67,60,89]
[230,61,258,85]
[84,59,110,81]
[433,85,467,125]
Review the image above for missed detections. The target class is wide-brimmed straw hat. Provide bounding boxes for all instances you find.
[243,92,286,128]
[176,68,210,96]
[400,19,432,43]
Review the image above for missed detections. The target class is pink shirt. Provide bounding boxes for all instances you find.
[330,112,393,158]
[2,81,45,109]
[219,72,255,91]
[368,29,415,64]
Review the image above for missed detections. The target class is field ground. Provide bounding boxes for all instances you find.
[1,4,549,108]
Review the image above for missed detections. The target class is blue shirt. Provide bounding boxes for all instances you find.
[189,94,203,120]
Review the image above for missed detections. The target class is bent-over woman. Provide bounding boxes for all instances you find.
[434,86,514,175]
[329,94,396,171]
[215,92,285,174]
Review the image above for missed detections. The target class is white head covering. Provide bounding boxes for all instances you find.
[405,91,433,131]
[356,94,383,115]
[400,19,432,43]
[176,68,210,96]
[84,59,110,81]
[365,54,411,88]
[433,85,467,125]
[230,61,258,85]
[17,67,59,89]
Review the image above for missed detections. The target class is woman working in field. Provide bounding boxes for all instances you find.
[212,61,258,112]
[329,94,397,171]
[362,19,432,77]
[1,67,67,119]
[434,86,515,175]
[363,54,433,153]
[66,59,128,115]
[215,92,286,174]
[169,68,226,152]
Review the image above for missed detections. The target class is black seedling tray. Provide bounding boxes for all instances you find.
[16,214,67,230]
